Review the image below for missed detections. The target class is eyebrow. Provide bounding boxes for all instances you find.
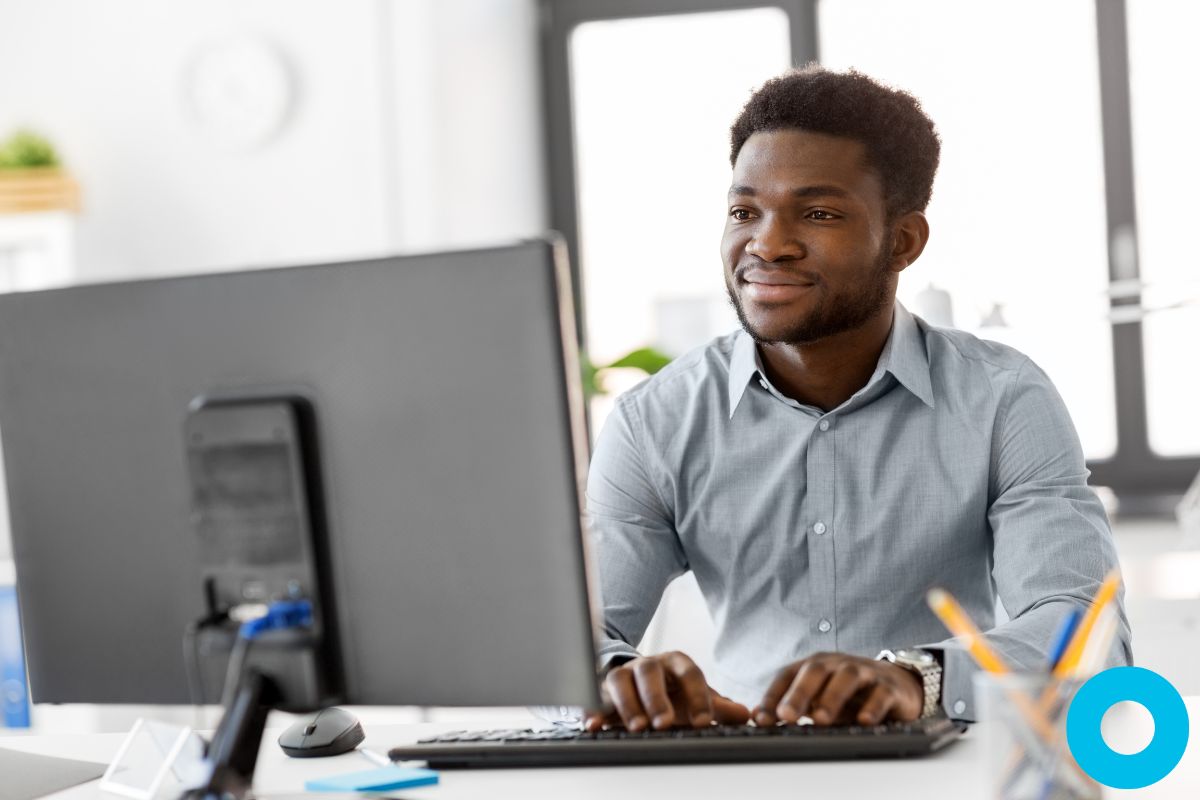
[728,184,851,200]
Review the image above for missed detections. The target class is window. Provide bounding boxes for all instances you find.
[1126,1,1200,458]
[569,8,792,427]
[542,0,1200,499]
[818,0,1116,460]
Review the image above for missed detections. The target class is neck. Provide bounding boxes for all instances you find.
[756,305,895,412]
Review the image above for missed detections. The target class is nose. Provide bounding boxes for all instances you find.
[744,216,804,262]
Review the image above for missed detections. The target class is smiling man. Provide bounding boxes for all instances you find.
[583,66,1132,733]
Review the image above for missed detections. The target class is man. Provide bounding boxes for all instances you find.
[582,66,1132,733]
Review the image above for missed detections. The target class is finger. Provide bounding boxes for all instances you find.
[777,660,832,723]
[810,662,874,726]
[855,684,896,726]
[755,663,801,726]
[582,708,619,732]
[662,652,714,727]
[604,668,648,731]
[632,659,675,730]
[711,691,751,725]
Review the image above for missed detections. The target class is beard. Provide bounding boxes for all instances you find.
[725,241,894,346]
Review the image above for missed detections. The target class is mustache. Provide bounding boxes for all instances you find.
[733,260,822,285]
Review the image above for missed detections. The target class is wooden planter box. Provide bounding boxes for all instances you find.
[0,169,80,214]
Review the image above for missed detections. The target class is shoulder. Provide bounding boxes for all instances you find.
[912,316,1067,444]
[920,319,1029,375]
[916,318,1050,401]
[612,331,738,424]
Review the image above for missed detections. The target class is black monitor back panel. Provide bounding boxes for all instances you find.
[0,240,599,709]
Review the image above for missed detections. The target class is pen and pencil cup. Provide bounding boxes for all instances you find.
[973,672,1101,800]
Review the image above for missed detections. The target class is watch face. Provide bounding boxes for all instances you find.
[898,649,934,664]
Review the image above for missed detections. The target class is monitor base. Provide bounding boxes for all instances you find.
[184,668,277,800]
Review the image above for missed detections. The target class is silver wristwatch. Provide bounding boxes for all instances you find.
[876,648,942,719]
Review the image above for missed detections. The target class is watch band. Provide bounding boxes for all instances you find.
[876,648,942,719]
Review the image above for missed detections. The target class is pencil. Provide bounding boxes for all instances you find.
[1076,606,1119,678]
[1051,569,1122,679]
[926,588,1011,674]
[925,586,1081,764]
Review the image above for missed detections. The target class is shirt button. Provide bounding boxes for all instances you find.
[817,619,832,633]
[818,419,830,431]
[813,521,827,535]
[953,700,967,716]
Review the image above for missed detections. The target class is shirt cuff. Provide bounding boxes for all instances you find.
[598,651,639,675]
[921,644,976,721]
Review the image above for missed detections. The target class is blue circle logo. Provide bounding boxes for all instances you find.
[1066,666,1190,789]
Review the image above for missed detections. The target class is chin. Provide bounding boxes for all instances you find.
[742,314,813,345]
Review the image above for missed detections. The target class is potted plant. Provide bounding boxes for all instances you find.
[580,346,673,400]
[0,130,80,214]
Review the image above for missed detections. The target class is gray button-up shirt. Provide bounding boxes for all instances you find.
[587,303,1133,720]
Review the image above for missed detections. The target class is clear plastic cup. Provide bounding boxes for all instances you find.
[973,672,1102,800]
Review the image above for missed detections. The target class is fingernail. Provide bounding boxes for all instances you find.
[628,715,647,732]
[776,703,796,721]
[755,711,773,726]
[652,714,673,729]
[692,713,712,727]
[812,709,830,725]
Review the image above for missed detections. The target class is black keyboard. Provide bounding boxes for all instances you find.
[387,717,969,769]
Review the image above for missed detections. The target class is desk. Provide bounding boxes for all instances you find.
[3,698,1197,799]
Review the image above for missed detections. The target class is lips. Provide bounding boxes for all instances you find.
[740,268,816,303]
[741,268,814,287]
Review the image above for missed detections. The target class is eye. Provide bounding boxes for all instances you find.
[729,208,753,221]
[807,209,840,221]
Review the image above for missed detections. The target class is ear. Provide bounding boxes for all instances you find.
[887,211,929,273]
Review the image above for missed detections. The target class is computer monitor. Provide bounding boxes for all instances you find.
[0,239,600,772]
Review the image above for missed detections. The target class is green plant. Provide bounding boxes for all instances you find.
[581,346,673,399]
[0,129,60,170]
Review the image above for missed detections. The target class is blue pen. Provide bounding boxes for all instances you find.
[1047,607,1082,671]
[1030,607,1085,800]
[1004,608,1086,800]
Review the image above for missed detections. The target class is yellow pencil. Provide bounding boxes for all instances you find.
[926,588,1011,674]
[1050,568,1122,679]
[925,587,1058,746]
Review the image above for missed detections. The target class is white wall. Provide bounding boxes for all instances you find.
[0,0,547,731]
[0,0,546,282]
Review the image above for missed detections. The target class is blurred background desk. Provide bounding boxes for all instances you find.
[2,699,1198,800]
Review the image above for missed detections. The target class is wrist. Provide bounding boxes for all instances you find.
[876,648,942,719]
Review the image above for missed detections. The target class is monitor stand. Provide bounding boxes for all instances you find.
[181,395,340,799]
[184,668,278,800]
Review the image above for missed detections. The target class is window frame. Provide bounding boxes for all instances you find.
[1086,0,1199,507]
[539,0,1200,506]
[539,0,819,346]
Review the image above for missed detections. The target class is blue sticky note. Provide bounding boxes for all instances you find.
[304,766,439,793]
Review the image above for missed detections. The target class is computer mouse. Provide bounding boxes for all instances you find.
[278,707,366,758]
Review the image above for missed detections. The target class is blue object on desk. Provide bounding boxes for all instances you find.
[1047,607,1082,671]
[305,765,439,793]
[0,585,31,728]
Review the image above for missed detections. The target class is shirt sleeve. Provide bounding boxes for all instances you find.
[587,395,689,669]
[920,358,1134,721]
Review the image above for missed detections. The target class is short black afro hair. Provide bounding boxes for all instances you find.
[730,65,941,219]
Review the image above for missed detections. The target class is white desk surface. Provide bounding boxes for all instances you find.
[2,698,1197,800]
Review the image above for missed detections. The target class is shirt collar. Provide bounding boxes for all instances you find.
[875,302,935,410]
[726,302,934,419]
[726,329,761,418]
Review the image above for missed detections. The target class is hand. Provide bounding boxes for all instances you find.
[583,651,751,732]
[752,652,923,727]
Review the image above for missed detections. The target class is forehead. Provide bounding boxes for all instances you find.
[731,129,883,203]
